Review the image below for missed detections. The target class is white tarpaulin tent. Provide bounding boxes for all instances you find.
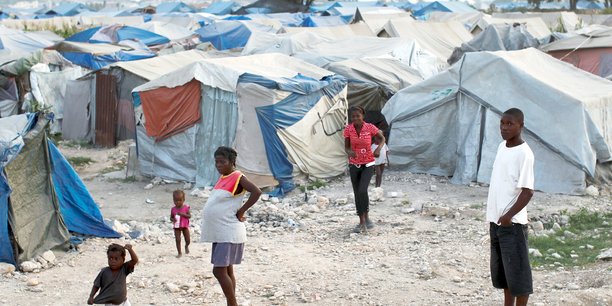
[482,16,552,42]
[380,19,473,73]
[132,54,348,193]
[134,21,195,41]
[283,23,374,38]
[382,48,612,194]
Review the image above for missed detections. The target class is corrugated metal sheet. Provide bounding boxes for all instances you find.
[94,73,117,148]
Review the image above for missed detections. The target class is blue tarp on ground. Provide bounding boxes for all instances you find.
[48,142,120,238]
[301,15,347,27]
[66,25,170,46]
[203,1,240,15]
[61,50,156,70]
[241,74,346,196]
[195,21,253,50]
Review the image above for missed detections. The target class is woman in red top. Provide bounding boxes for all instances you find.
[344,106,386,233]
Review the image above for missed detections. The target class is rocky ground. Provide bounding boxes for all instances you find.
[0,141,610,306]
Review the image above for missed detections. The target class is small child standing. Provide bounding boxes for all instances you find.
[170,190,191,257]
[88,244,138,306]
[371,134,389,188]
[201,147,262,306]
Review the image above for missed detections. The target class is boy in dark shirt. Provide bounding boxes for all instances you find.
[88,244,138,305]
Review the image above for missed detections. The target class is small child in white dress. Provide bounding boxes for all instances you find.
[371,134,389,188]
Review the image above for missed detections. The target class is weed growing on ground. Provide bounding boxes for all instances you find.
[67,156,94,167]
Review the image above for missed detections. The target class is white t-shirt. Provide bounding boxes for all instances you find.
[486,141,534,225]
[371,143,388,165]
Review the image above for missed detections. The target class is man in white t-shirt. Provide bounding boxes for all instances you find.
[486,108,535,306]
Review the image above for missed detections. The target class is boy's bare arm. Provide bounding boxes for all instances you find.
[88,286,99,304]
[125,244,139,267]
[498,188,534,226]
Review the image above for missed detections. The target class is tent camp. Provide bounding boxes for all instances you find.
[0,114,119,264]
[540,26,612,79]
[203,1,241,15]
[131,54,348,195]
[196,20,280,50]
[0,25,63,65]
[66,24,171,47]
[381,48,612,195]
[134,21,195,41]
[51,41,157,70]
[448,24,540,64]
[352,7,412,34]
[493,12,580,32]
[413,1,478,20]
[283,22,374,38]
[301,15,348,27]
[379,19,473,73]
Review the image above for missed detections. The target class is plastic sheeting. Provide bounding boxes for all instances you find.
[448,24,540,65]
[139,79,202,142]
[4,122,70,263]
[61,50,157,70]
[301,16,347,27]
[66,25,170,46]
[136,125,198,182]
[48,142,120,237]
[0,78,18,118]
[382,49,612,194]
[134,21,195,41]
[195,20,278,50]
[194,85,238,187]
[62,79,93,141]
[0,25,59,65]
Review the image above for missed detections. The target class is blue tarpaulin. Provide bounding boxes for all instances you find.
[240,74,346,196]
[195,21,253,50]
[413,1,477,18]
[203,1,239,15]
[301,15,347,27]
[61,50,156,70]
[66,25,170,46]
[0,175,14,264]
[48,142,120,238]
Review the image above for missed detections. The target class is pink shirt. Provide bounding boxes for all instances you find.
[343,122,379,165]
[171,204,190,228]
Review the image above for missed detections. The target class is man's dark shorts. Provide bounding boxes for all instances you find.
[490,222,533,296]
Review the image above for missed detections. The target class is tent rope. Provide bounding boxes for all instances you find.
[558,34,593,61]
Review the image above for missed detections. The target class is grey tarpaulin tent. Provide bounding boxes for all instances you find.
[382,48,612,194]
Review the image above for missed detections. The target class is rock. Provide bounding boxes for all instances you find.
[401,208,416,214]
[369,187,384,202]
[26,278,40,286]
[335,198,348,205]
[145,198,155,204]
[144,183,154,190]
[596,248,612,261]
[531,221,544,232]
[552,223,561,231]
[20,261,38,273]
[567,283,580,290]
[551,253,563,259]
[306,205,319,213]
[429,185,437,192]
[182,182,192,190]
[270,197,280,204]
[559,215,570,226]
[137,281,146,288]
[585,185,599,196]
[0,263,15,274]
[387,192,403,198]
[110,220,129,234]
[41,251,55,264]
[452,276,462,283]
[260,194,270,202]
[166,282,180,293]
[190,188,209,198]
[316,196,330,208]
[563,231,577,239]
[424,206,451,217]
[586,244,594,250]
[554,283,565,289]
[529,248,543,257]
[127,230,143,239]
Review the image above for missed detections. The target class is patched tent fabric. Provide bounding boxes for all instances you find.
[0,78,18,118]
[382,49,612,195]
[139,79,202,142]
[66,24,170,46]
[481,16,552,42]
[448,24,540,64]
[0,25,60,65]
[196,20,279,50]
[132,54,346,191]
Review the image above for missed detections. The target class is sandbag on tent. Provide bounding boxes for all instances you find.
[448,24,540,64]
[382,48,612,195]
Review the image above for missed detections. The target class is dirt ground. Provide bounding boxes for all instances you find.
[1,141,610,306]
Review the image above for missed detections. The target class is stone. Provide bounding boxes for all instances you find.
[551,253,563,259]
[26,278,40,286]
[559,215,570,226]
[335,198,348,205]
[144,183,154,190]
[270,197,280,204]
[0,263,15,274]
[596,248,612,261]
[401,208,416,214]
[41,251,55,264]
[424,206,451,217]
[586,244,594,250]
[190,188,209,199]
[387,192,403,198]
[137,281,146,288]
[585,185,599,196]
[20,261,39,272]
[316,196,330,208]
[552,223,561,231]
[564,231,577,239]
[369,187,384,202]
[110,220,129,234]
[429,185,438,192]
[531,221,544,232]
[452,276,462,283]
[306,205,319,213]
[182,182,192,190]
[554,283,564,289]
[260,194,270,202]
[567,283,580,290]
[165,282,180,293]
[529,249,543,257]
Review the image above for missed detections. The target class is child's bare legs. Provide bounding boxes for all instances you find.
[503,289,529,306]
[173,229,182,257]
[374,165,385,187]
[213,267,238,306]
[181,228,190,254]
